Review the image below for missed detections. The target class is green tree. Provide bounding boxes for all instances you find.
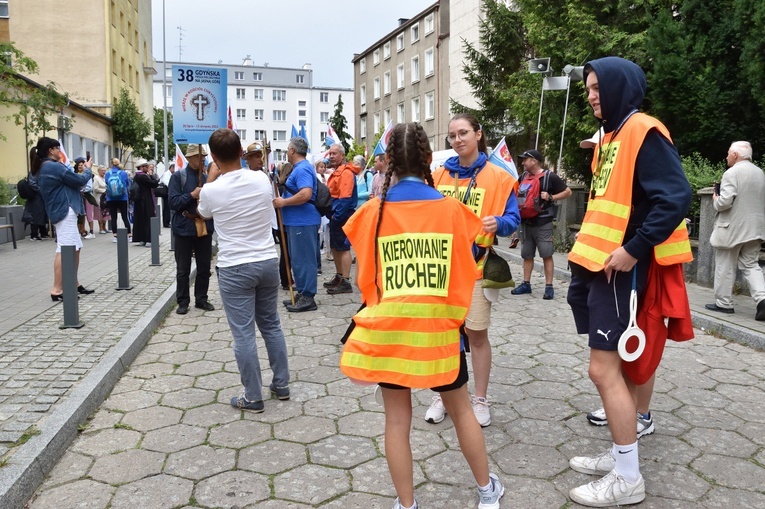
[450,0,528,144]
[329,94,350,153]
[153,107,174,163]
[0,42,69,143]
[112,88,152,160]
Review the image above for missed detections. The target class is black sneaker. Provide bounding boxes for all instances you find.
[283,293,302,306]
[323,274,342,288]
[327,278,352,295]
[269,383,290,400]
[176,304,189,315]
[195,301,215,311]
[286,294,318,312]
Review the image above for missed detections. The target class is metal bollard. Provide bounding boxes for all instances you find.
[150,216,162,266]
[156,203,162,236]
[60,245,84,329]
[169,210,175,252]
[115,228,133,290]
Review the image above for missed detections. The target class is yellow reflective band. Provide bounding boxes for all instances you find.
[586,199,630,219]
[570,241,609,266]
[655,239,692,259]
[578,222,624,245]
[341,352,460,377]
[351,327,459,348]
[475,233,494,247]
[357,302,467,320]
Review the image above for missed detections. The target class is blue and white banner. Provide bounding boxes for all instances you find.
[172,65,228,144]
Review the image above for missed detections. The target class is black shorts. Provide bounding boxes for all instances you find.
[379,350,469,393]
[329,218,351,251]
[566,261,648,351]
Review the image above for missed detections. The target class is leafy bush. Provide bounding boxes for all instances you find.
[681,153,724,224]
[0,177,13,205]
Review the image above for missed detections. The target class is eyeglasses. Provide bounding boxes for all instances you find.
[446,129,475,143]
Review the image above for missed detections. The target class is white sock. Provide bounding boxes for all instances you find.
[612,441,640,483]
[478,479,493,492]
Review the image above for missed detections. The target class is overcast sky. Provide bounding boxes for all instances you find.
[151,0,437,89]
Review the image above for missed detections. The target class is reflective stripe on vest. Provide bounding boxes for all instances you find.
[568,113,692,271]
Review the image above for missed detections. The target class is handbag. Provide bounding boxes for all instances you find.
[154,183,168,198]
[481,248,515,289]
[194,217,208,237]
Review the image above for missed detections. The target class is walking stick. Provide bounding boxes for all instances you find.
[273,169,296,306]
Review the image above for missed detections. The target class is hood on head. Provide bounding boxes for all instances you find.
[584,57,646,133]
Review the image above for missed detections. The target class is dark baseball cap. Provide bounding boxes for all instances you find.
[518,149,544,163]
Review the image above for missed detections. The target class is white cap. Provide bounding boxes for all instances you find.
[580,128,605,149]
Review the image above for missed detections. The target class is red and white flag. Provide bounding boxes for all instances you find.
[175,144,187,171]
[58,140,70,167]
[227,105,234,130]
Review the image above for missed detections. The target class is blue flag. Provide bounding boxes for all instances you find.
[291,125,299,140]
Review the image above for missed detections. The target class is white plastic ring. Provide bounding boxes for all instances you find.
[618,325,646,362]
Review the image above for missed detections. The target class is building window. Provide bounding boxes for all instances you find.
[164,68,172,78]
[236,108,246,120]
[360,58,366,74]
[396,33,405,52]
[384,108,391,125]
[298,100,307,107]
[373,77,380,100]
[411,97,420,122]
[383,41,391,60]
[273,130,287,141]
[254,89,263,100]
[411,23,420,43]
[236,88,246,99]
[360,119,367,139]
[253,72,263,81]
[299,109,306,117]
[299,120,306,127]
[397,64,405,89]
[320,112,329,122]
[273,110,286,121]
[425,48,435,77]
[373,49,380,66]
[274,150,287,162]
[296,74,305,84]
[425,92,435,120]
[273,90,286,101]
[397,103,405,123]
[235,71,244,80]
[320,92,329,103]
[164,85,172,98]
[360,84,366,105]
[383,71,391,95]
[425,13,434,34]
[236,129,246,139]
[320,131,327,142]
[254,130,265,140]
[411,56,420,83]
[373,112,381,131]
[254,109,264,120]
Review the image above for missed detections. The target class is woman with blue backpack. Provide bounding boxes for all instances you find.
[104,158,131,242]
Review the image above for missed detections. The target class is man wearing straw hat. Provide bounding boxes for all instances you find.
[273,136,320,312]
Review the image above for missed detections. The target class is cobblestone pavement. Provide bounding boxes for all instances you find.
[22,258,765,509]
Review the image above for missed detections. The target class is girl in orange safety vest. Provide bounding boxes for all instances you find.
[341,123,505,509]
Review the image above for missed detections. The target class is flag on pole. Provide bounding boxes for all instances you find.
[291,124,299,140]
[175,144,188,171]
[325,124,341,148]
[488,137,519,180]
[58,140,72,169]
[372,120,394,157]
[298,124,310,152]
[227,106,234,130]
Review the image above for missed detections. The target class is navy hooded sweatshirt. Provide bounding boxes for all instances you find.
[583,57,691,263]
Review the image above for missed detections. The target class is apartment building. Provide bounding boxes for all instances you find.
[154,58,354,163]
[0,0,154,177]
[352,1,451,153]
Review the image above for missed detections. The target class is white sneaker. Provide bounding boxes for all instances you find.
[84,233,95,239]
[586,407,608,426]
[424,394,446,424]
[569,469,645,507]
[374,385,384,406]
[112,237,118,243]
[569,449,615,475]
[471,395,491,427]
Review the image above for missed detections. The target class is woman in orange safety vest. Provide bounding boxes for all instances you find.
[341,123,505,509]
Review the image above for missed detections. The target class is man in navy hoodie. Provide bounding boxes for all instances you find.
[566,57,692,507]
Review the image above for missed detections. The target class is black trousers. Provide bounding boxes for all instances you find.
[161,197,171,227]
[174,233,213,306]
[108,200,131,234]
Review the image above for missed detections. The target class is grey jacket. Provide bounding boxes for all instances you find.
[710,160,765,248]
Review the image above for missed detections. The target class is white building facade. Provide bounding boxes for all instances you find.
[154,59,353,162]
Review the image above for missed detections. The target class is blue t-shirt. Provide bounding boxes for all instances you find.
[281,159,321,226]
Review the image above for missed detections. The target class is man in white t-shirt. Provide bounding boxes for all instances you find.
[197,128,290,413]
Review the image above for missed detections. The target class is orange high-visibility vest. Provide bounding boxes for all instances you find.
[432,161,517,276]
[568,113,693,272]
[340,196,482,388]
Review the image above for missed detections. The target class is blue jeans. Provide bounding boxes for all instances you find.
[285,224,319,297]
[216,258,289,402]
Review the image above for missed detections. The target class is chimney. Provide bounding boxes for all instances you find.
[398,18,409,26]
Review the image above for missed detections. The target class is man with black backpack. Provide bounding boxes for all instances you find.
[273,137,321,312]
[511,149,572,300]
